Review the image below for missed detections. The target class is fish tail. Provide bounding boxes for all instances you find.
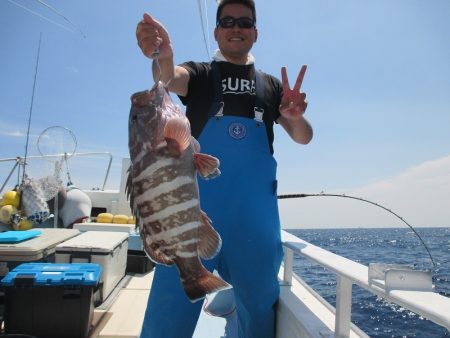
[182,266,230,302]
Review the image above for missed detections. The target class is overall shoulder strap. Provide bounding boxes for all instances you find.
[253,68,266,124]
[207,61,224,118]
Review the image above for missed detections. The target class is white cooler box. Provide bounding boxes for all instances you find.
[0,228,80,276]
[55,231,128,303]
[73,222,136,233]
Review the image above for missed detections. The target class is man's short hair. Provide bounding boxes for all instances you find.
[216,0,257,25]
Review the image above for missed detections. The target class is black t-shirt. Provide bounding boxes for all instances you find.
[178,61,283,154]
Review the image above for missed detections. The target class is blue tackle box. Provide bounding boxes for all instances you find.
[1,263,102,338]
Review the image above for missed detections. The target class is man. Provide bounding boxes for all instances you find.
[136,1,313,337]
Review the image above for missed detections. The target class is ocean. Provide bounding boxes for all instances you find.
[287,227,450,338]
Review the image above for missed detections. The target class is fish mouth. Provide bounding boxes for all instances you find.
[131,90,157,107]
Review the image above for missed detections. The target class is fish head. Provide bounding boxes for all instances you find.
[129,81,167,159]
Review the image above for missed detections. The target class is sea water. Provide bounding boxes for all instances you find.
[287,227,450,338]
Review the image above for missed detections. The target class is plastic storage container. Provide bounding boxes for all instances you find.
[128,229,143,251]
[126,230,154,273]
[73,221,136,233]
[1,262,101,338]
[0,228,80,276]
[55,231,128,303]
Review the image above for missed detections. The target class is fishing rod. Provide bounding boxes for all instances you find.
[21,33,43,184]
[278,192,437,269]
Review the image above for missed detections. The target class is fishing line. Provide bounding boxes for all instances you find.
[197,0,212,60]
[7,0,74,34]
[151,50,162,84]
[204,0,212,54]
[35,0,86,38]
[278,192,437,269]
[22,33,42,184]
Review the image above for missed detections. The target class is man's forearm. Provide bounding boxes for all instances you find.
[279,115,313,145]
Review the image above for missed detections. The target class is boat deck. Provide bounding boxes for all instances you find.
[89,270,239,338]
[89,272,152,338]
[88,268,367,338]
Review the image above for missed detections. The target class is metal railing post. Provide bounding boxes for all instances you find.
[335,275,352,338]
[282,248,294,285]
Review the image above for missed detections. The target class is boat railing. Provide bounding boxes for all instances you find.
[0,152,113,194]
[280,229,450,338]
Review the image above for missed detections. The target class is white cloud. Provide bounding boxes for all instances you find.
[66,66,80,74]
[0,129,25,137]
[280,155,450,229]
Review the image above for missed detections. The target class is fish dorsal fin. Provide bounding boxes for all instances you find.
[198,210,222,259]
[194,153,221,180]
[164,116,191,156]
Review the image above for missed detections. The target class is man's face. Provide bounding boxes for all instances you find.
[214,3,258,64]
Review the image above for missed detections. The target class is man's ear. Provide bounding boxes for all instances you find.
[214,27,218,41]
[254,28,258,42]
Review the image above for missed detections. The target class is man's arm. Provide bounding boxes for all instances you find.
[152,59,189,97]
[278,115,313,144]
[136,13,189,97]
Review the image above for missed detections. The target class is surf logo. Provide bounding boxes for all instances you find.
[221,77,255,95]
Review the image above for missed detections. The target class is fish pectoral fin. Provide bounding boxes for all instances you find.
[141,227,175,265]
[198,210,222,259]
[164,116,191,156]
[143,242,174,266]
[194,153,221,180]
[146,248,174,266]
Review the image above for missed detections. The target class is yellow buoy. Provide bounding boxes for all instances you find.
[2,190,20,208]
[0,205,18,224]
[112,214,129,224]
[96,212,114,223]
[12,218,33,231]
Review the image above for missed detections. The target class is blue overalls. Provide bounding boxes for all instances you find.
[140,63,284,338]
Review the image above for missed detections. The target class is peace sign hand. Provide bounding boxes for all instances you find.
[279,65,308,120]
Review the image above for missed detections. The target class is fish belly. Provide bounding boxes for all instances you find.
[134,152,200,265]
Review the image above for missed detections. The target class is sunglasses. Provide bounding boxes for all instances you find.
[216,16,256,29]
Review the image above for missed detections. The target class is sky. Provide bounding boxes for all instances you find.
[1,0,449,229]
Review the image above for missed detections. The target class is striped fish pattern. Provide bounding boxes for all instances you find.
[127,81,229,302]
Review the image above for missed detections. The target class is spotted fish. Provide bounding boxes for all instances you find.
[127,81,229,302]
